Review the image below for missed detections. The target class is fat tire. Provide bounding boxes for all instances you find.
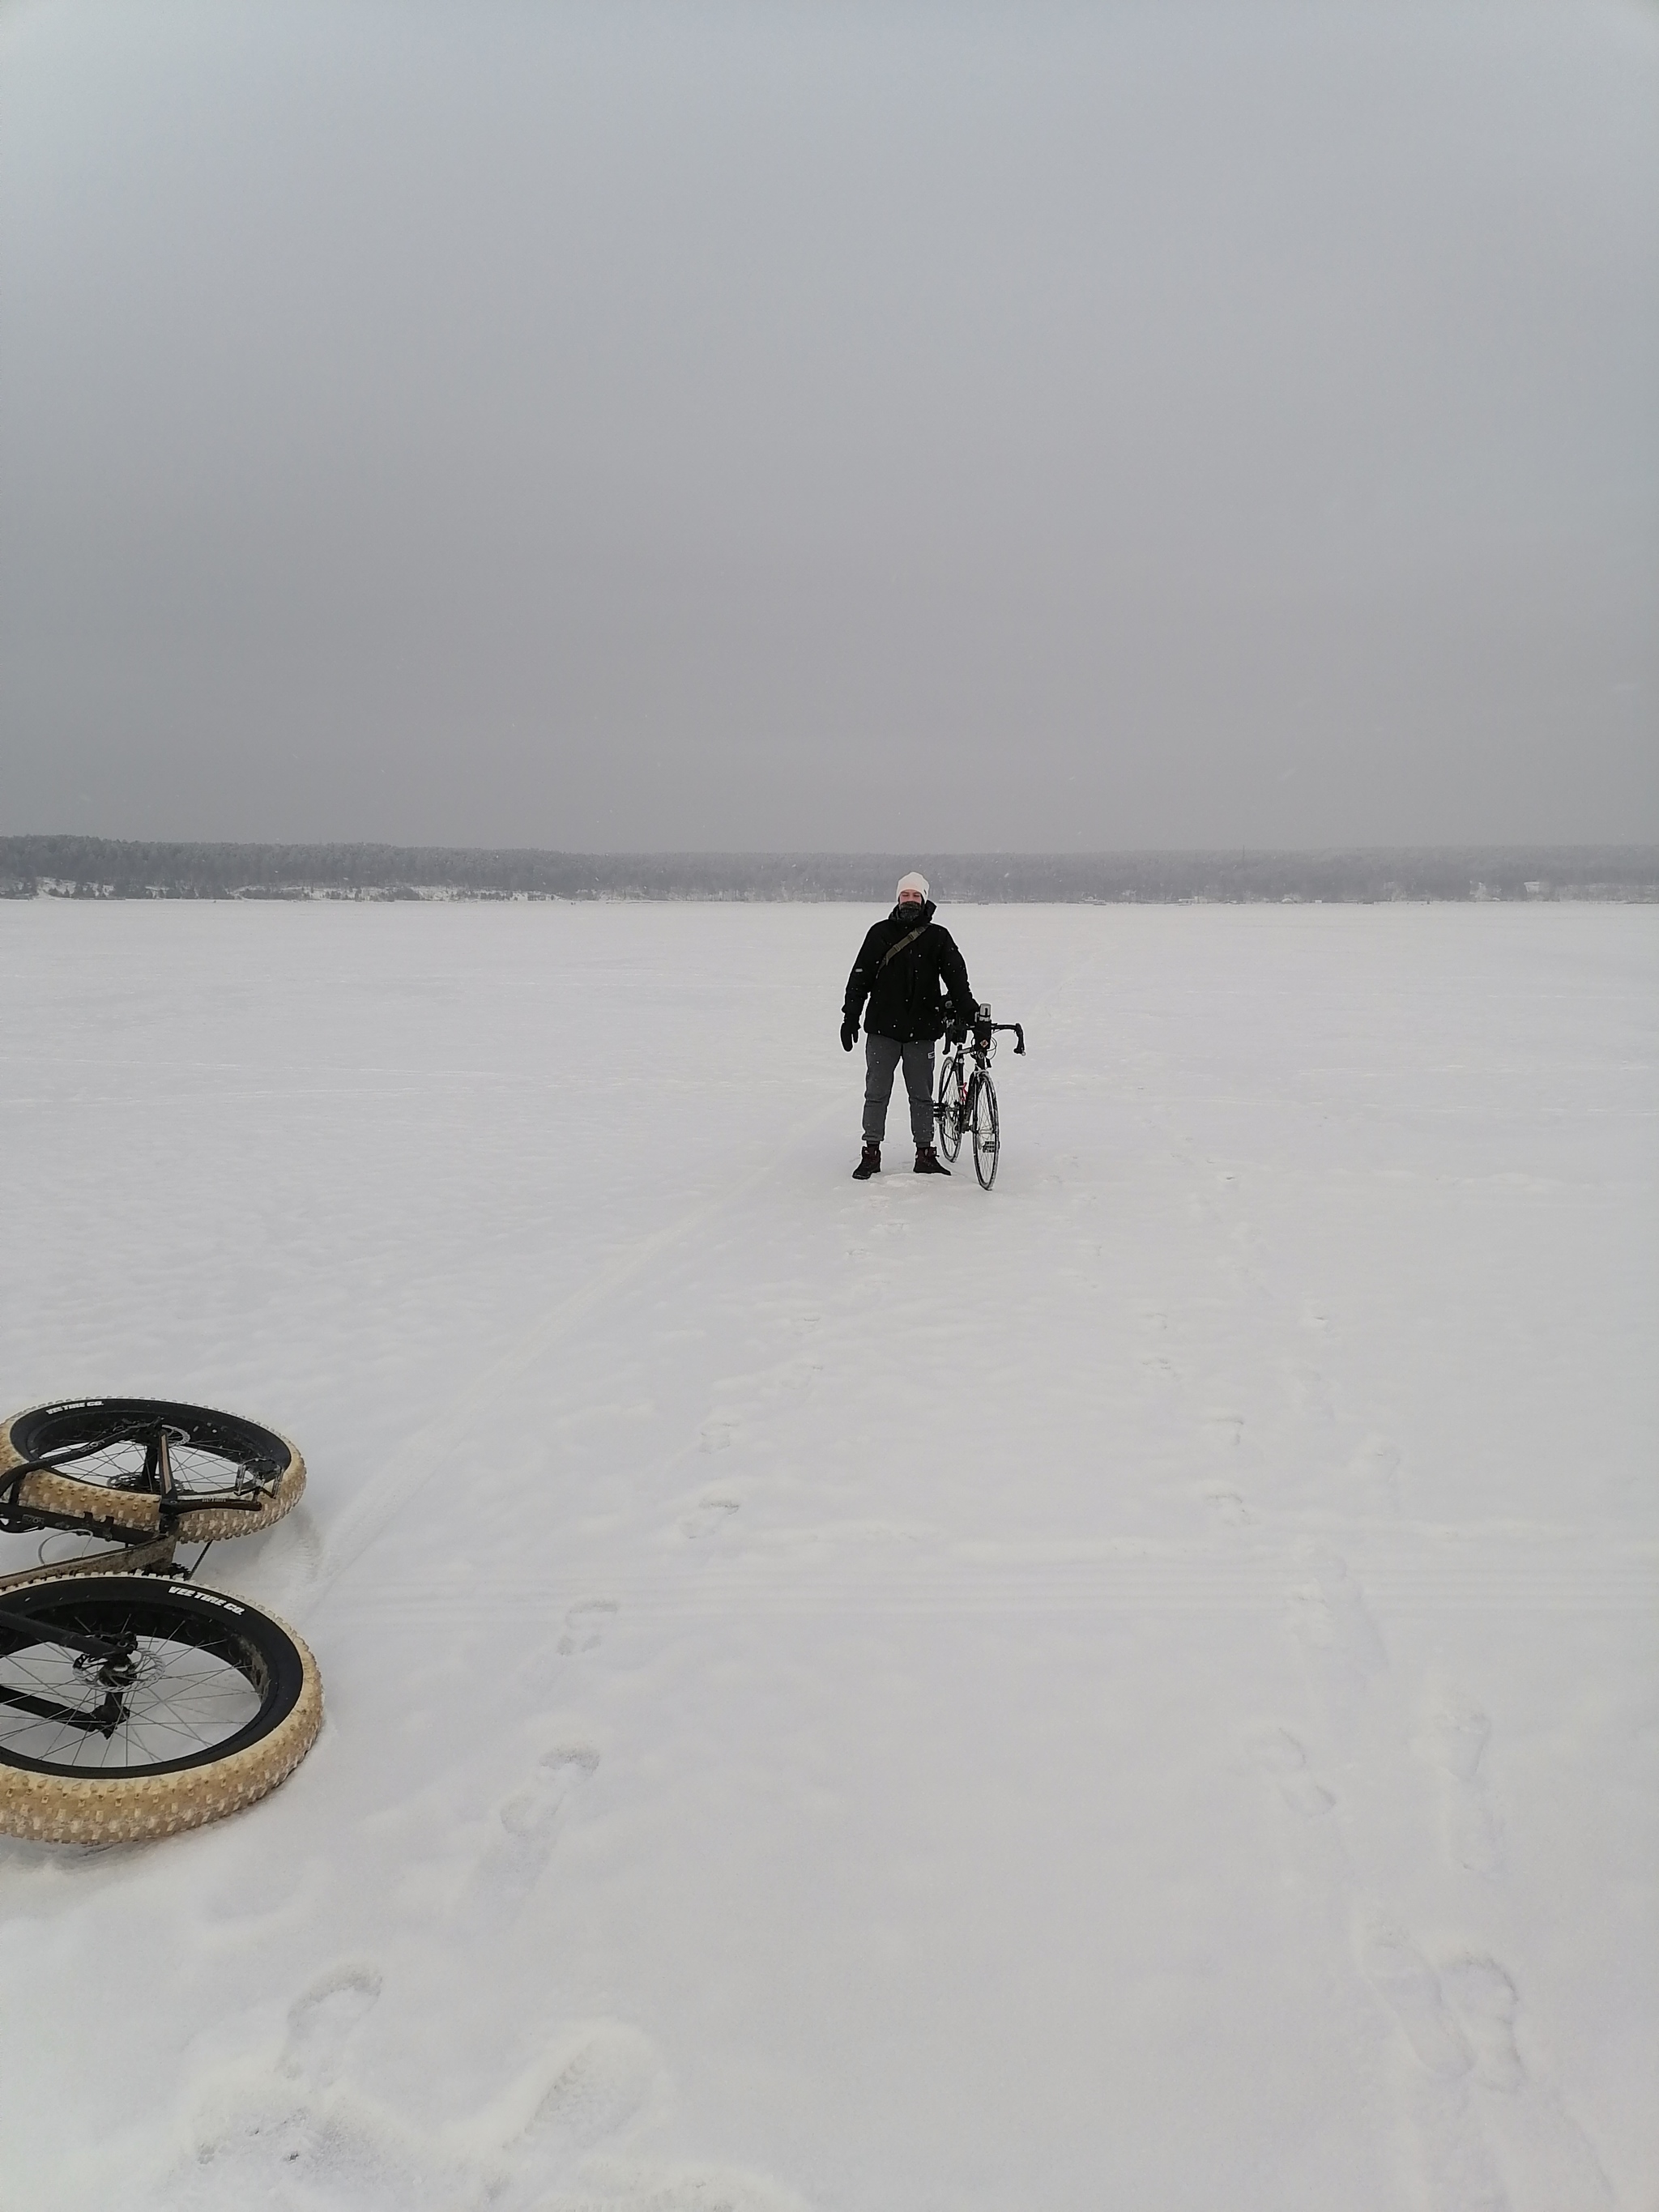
[972,1074,1000,1190]
[0,1575,322,1843]
[0,1398,305,1543]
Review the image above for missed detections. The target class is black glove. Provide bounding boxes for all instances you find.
[841,1018,858,1051]
[946,1017,966,1044]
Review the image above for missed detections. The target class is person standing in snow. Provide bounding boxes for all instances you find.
[841,870,978,1179]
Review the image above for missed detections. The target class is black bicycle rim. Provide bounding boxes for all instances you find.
[6,1398,292,1502]
[0,1578,304,1779]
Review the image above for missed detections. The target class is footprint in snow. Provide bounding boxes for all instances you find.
[1415,1685,1504,1877]
[1394,2069,1509,2212]
[182,1991,795,2212]
[1354,1917,1472,2080]
[1343,1433,1402,1519]
[1436,1954,1617,2208]
[507,2024,816,2211]
[525,2020,657,2156]
[1246,1725,1334,1818]
[1288,1548,1388,1724]
[1441,1956,1525,2092]
[183,1961,446,2210]
[1204,1485,1256,1528]
[466,1745,602,1929]
[679,1498,740,1540]
[558,1598,618,1656]
[282,1961,383,2087]
[515,1597,616,1693]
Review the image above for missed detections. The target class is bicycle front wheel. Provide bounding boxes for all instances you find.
[936,1051,966,1162]
[0,1575,322,1843]
[0,1398,305,1544]
[971,1072,1000,1189]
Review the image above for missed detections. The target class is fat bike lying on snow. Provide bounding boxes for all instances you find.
[0,1397,322,1845]
[936,1006,1026,1191]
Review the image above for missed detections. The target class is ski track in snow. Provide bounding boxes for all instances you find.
[0,901,1654,2210]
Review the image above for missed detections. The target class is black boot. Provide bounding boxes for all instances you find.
[852,1144,881,1180]
[914,1145,950,1175]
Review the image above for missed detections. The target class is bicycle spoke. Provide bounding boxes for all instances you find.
[0,1616,262,1771]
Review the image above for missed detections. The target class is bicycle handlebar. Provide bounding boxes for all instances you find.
[957,1020,1025,1055]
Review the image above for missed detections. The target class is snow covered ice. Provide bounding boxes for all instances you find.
[1,897,1653,2210]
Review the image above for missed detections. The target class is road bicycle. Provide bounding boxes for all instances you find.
[936,1006,1025,1190]
[0,1396,322,1844]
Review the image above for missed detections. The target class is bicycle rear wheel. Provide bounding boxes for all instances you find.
[936,1050,966,1162]
[0,1399,305,1543]
[971,1072,1000,1189]
[0,1575,322,1843]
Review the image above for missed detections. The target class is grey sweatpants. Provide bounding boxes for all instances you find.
[864,1033,936,1150]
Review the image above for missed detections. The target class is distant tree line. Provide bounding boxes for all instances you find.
[2,836,1657,904]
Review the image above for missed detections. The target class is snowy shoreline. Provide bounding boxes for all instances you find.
[6,835,1658,907]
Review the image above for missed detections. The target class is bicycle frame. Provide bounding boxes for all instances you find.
[0,1519,196,1593]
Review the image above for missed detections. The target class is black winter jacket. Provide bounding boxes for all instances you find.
[843,901,975,1044]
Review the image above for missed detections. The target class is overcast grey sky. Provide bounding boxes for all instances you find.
[2,0,1655,851]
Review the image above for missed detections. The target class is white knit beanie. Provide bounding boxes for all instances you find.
[896,871,929,900]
